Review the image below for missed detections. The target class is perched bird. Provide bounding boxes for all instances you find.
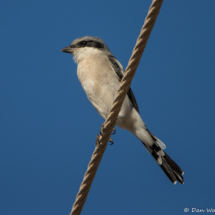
[62,36,184,184]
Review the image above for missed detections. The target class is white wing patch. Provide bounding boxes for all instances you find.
[156,138,166,150]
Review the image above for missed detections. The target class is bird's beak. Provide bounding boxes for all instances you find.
[61,46,74,54]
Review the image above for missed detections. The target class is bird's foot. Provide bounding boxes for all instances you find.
[95,135,100,147]
[96,123,115,146]
[109,138,114,145]
[112,127,116,135]
[100,123,116,136]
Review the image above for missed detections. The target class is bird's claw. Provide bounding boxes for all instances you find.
[100,123,105,136]
[112,127,116,135]
[109,138,114,145]
[96,123,115,146]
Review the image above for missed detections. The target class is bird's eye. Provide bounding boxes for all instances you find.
[81,41,87,46]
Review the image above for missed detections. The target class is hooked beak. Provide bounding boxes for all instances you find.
[61,46,75,54]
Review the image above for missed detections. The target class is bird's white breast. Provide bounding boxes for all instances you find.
[76,50,120,119]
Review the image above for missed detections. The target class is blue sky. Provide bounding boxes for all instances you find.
[1,1,215,215]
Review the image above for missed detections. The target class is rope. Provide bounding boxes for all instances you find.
[69,1,163,214]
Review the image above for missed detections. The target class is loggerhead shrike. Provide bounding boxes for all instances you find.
[62,36,184,184]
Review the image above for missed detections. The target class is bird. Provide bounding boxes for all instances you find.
[61,36,184,184]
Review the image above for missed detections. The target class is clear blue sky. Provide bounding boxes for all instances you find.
[1,1,215,215]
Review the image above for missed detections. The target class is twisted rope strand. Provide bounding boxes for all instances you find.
[70,1,163,214]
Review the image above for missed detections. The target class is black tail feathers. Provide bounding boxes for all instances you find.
[142,142,184,184]
[160,152,184,184]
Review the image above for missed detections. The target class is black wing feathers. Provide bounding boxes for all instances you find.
[108,55,139,113]
[108,55,123,79]
[127,88,139,113]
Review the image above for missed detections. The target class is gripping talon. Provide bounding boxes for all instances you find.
[98,123,115,146]
[109,138,114,145]
[100,123,105,136]
[95,135,101,147]
[112,127,116,135]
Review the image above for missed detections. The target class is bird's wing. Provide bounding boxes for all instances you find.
[108,55,139,113]
[146,128,166,149]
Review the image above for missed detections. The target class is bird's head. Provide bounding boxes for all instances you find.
[61,36,111,63]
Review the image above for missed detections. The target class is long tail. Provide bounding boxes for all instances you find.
[142,134,184,184]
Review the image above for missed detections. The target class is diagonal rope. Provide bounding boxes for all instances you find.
[70,0,163,214]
